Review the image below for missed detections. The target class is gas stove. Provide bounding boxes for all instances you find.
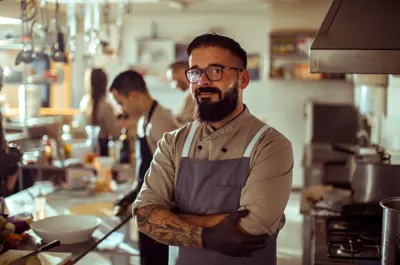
[313,216,382,265]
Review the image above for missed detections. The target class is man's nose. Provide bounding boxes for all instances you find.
[197,72,211,86]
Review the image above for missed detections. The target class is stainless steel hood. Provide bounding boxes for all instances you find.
[309,0,400,74]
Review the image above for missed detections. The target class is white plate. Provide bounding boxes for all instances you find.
[30,215,101,244]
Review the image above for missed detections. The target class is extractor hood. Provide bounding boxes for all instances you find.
[309,0,400,74]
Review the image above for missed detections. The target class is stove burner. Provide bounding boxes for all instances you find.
[328,220,361,232]
[332,223,347,230]
[338,239,363,254]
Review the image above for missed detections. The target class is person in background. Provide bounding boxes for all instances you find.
[132,33,293,265]
[110,70,179,265]
[166,60,195,125]
[0,66,22,197]
[79,68,120,156]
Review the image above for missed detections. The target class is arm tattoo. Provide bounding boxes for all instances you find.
[135,205,203,248]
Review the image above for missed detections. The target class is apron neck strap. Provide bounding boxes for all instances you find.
[143,100,158,131]
[243,124,271,158]
[182,122,198,157]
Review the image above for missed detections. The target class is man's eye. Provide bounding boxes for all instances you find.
[191,70,201,75]
[211,67,222,74]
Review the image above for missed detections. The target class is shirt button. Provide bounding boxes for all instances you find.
[197,145,203,151]
[221,148,227,152]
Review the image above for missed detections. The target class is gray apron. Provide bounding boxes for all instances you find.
[169,122,278,265]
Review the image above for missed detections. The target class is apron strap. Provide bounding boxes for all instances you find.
[243,124,271,158]
[143,100,158,132]
[182,122,198,158]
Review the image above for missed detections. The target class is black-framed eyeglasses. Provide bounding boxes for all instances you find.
[185,65,244,84]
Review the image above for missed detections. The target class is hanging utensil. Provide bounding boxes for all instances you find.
[103,0,111,41]
[66,0,77,60]
[34,0,51,58]
[50,0,67,63]
[20,0,37,22]
[115,3,124,56]
[90,2,101,56]
[15,0,37,66]
[83,1,93,64]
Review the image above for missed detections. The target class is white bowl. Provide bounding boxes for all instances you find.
[30,215,101,244]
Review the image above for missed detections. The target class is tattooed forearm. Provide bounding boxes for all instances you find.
[135,205,203,248]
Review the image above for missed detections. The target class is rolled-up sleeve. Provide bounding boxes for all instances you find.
[132,131,177,214]
[239,129,293,235]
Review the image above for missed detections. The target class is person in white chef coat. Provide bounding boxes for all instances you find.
[132,33,293,265]
[166,60,195,125]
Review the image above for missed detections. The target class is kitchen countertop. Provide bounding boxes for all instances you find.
[5,108,80,118]
[5,115,63,129]
[302,143,351,167]
[4,182,138,265]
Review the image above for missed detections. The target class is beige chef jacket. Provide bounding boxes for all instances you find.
[79,96,120,139]
[176,91,195,126]
[133,106,294,235]
[137,103,180,154]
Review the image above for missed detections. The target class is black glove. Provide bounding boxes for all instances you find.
[2,144,22,176]
[6,144,22,165]
[201,210,269,257]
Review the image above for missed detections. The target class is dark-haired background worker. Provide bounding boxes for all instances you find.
[133,33,293,265]
[166,60,195,125]
[110,69,179,265]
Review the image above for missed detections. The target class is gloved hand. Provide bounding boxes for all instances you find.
[3,144,22,176]
[113,188,139,216]
[201,210,269,257]
[6,144,22,166]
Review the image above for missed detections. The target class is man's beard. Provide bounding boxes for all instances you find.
[194,83,239,123]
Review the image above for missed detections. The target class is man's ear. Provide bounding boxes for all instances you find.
[128,91,137,98]
[240,70,250,90]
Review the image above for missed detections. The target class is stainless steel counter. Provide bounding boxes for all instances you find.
[4,116,63,154]
[301,143,351,265]
[4,182,138,265]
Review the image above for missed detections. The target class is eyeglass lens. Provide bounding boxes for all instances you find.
[186,66,223,84]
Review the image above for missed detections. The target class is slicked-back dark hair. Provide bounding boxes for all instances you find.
[109,70,148,96]
[187,33,247,69]
[168,60,189,71]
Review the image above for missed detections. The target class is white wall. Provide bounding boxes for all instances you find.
[120,0,354,188]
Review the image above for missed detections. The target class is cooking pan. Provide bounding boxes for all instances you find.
[331,143,391,163]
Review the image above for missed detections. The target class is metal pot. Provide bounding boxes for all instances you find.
[332,143,400,203]
[380,197,400,265]
[351,163,400,203]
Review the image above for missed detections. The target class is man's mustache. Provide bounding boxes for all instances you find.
[195,87,222,98]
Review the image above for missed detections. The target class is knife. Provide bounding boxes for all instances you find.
[11,240,61,264]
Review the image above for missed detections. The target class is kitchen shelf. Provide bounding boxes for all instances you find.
[268,76,353,83]
[269,30,348,82]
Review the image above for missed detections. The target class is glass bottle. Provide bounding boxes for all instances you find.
[42,135,53,165]
[119,128,130,164]
[61,125,73,159]
[34,189,46,220]
[85,125,101,155]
